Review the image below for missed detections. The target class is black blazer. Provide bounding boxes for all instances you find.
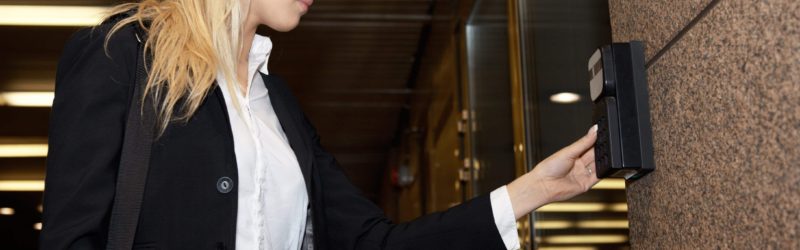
[40,21,507,250]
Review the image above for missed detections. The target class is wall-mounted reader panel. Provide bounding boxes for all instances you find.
[587,41,654,180]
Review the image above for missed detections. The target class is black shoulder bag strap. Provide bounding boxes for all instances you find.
[106,25,155,250]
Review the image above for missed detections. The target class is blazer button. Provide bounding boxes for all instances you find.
[217,177,234,194]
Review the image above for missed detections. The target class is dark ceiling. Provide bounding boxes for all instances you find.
[0,0,445,201]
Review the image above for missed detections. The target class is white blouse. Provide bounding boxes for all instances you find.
[216,34,308,250]
[217,34,520,250]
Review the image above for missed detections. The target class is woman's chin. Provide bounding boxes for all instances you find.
[268,18,300,32]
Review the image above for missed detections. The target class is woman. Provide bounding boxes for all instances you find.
[40,0,600,249]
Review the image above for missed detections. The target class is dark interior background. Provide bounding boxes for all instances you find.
[0,1,630,249]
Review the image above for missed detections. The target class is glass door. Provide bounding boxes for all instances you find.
[461,1,629,249]
[463,0,517,198]
[514,0,631,249]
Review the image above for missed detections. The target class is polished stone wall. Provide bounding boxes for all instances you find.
[609,0,800,248]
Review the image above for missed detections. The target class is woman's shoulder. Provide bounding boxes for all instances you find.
[56,17,141,86]
[64,18,139,62]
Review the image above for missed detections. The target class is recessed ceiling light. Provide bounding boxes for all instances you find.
[549,92,581,104]
[0,207,14,215]
[34,222,42,230]
[0,5,108,26]
[0,92,54,107]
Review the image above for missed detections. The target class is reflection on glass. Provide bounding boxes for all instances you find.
[465,0,516,196]
[516,0,630,249]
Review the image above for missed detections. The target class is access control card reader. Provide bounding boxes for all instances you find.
[588,41,654,180]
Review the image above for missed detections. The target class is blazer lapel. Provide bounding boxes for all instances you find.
[260,73,314,194]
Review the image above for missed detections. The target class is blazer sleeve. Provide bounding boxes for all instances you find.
[302,116,507,249]
[39,24,138,249]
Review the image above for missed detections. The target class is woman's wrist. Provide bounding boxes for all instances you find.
[506,170,551,219]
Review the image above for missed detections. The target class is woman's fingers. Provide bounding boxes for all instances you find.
[579,146,595,168]
[574,148,599,189]
[557,125,598,160]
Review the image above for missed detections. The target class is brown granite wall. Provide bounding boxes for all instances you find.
[609,0,800,248]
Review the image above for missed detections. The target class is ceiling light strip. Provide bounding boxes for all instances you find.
[0,180,45,192]
[576,220,629,229]
[591,179,626,189]
[537,247,597,250]
[544,234,628,244]
[0,92,54,107]
[535,219,629,229]
[0,5,108,27]
[536,202,628,212]
[0,144,48,158]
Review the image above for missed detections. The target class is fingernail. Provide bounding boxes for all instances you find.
[589,124,598,134]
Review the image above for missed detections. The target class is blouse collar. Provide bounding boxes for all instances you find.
[249,34,273,75]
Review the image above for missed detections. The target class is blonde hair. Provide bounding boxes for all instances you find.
[104,0,248,135]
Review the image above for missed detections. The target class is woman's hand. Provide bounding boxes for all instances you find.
[506,125,600,219]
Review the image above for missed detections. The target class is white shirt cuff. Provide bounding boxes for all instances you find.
[490,185,521,250]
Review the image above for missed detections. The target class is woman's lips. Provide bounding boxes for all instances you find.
[298,0,313,10]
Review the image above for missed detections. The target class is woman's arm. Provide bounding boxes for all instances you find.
[300,105,599,249]
[307,121,506,249]
[507,125,599,219]
[40,24,137,249]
